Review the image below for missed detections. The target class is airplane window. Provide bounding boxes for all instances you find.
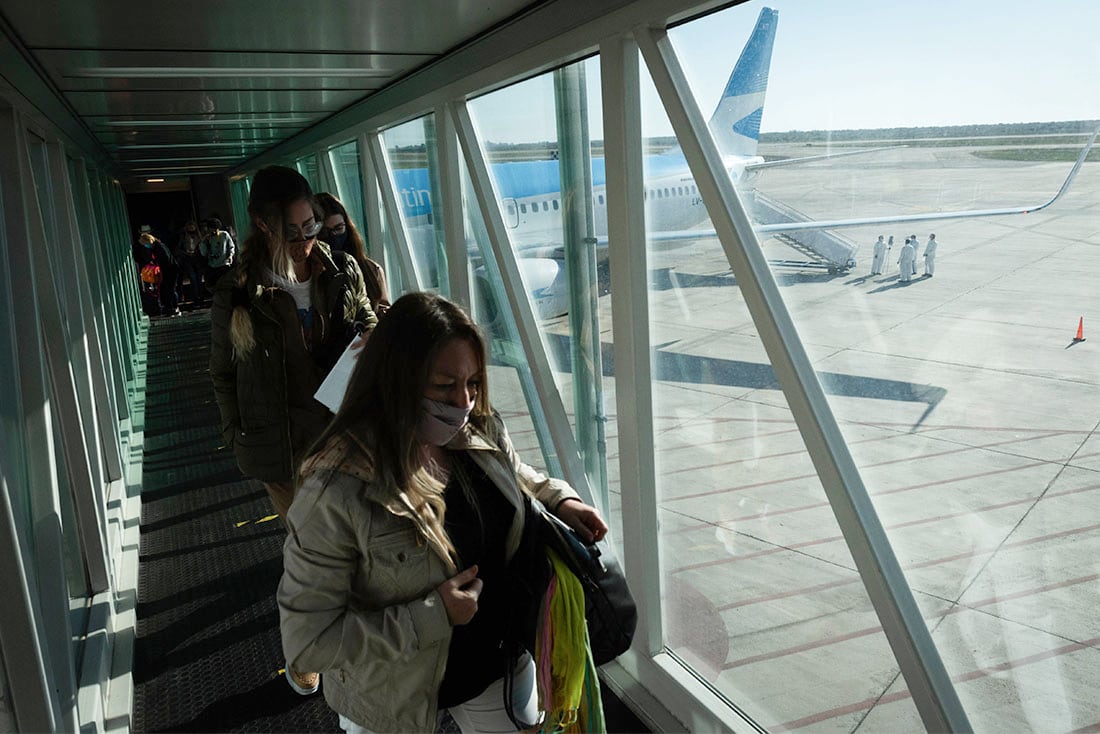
[598,194,605,205]
[552,199,559,210]
[542,201,549,212]
[520,203,527,214]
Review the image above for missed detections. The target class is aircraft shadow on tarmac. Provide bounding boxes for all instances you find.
[647,266,846,291]
[540,333,946,430]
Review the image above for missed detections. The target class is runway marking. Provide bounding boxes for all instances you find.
[672,479,1100,573]
[771,635,1100,731]
[713,520,1100,611]
[721,571,1100,670]
[666,430,1069,503]
[659,431,899,477]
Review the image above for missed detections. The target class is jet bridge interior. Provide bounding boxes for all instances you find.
[3,0,1098,732]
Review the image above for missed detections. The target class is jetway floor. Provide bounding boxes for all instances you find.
[131,309,647,733]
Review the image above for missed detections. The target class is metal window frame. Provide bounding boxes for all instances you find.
[635,24,971,733]
[0,102,76,733]
[365,131,423,291]
[450,99,594,505]
[436,104,471,311]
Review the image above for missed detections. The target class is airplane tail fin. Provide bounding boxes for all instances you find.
[708,7,778,158]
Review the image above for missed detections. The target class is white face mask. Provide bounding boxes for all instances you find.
[417,397,473,446]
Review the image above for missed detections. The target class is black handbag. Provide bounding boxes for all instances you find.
[536,507,637,666]
[501,495,638,727]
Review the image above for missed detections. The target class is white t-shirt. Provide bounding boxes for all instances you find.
[265,269,314,341]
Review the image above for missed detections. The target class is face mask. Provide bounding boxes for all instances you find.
[417,397,472,446]
[143,241,153,249]
[327,231,348,250]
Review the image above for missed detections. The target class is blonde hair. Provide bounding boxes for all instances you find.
[230,166,319,359]
[139,232,156,245]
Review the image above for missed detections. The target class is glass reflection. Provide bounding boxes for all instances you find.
[382,116,445,291]
[658,0,1100,730]
[467,60,613,512]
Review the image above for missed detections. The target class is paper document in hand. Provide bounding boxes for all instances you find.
[314,340,360,413]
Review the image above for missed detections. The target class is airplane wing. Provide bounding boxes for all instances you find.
[744,145,907,171]
[655,124,1099,240]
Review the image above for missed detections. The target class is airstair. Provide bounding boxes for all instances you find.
[745,190,859,273]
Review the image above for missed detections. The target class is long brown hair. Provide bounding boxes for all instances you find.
[305,292,495,562]
[315,192,368,267]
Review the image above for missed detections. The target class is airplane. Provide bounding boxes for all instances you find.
[380,6,1096,321]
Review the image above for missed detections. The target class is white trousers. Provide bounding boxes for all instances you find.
[338,654,538,734]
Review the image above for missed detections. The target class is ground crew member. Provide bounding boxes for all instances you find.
[870,235,886,275]
[924,233,938,277]
[898,238,915,283]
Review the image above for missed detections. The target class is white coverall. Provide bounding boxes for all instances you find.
[923,237,938,276]
[870,237,886,275]
[898,242,915,283]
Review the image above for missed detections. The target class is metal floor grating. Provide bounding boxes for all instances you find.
[132,309,648,733]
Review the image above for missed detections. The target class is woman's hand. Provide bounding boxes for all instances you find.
[436,565,482,625]
[555,498,608,544]
[349,331,369,355]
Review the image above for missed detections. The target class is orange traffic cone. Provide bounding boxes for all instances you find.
[1073,317,1085,342]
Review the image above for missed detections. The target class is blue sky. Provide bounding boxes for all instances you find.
[459,0,1099,144]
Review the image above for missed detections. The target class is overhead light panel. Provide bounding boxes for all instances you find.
[146,178,165,182]
[112,141,272,149]
[97,117,312,127]
[70,67,393,78]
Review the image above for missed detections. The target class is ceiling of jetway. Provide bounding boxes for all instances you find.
[0,0,541,182]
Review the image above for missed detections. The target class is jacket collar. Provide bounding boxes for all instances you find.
[443,422,498,452]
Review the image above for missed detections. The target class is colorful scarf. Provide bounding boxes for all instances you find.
[533,548,606,733]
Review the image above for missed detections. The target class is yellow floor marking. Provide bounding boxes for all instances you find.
[235,514,279,528]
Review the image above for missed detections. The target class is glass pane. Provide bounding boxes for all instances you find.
[381,116,444,291]
[230,178,250,241]
[665,1,1100,730]
[329,140,368,252]
[467,60,613,508]
[639,11,929,729]
[27,139,92,603]
[461,160,558,478]
[295,154,321,191]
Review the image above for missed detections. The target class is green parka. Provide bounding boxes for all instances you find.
[209,244,377,482]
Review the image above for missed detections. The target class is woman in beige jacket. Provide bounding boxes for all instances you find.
[278,292,607,733]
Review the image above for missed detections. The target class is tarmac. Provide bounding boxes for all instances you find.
[488,143,1100,732]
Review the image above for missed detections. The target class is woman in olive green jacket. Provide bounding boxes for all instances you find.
[278,293,607,733]
[209,166,377,520]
